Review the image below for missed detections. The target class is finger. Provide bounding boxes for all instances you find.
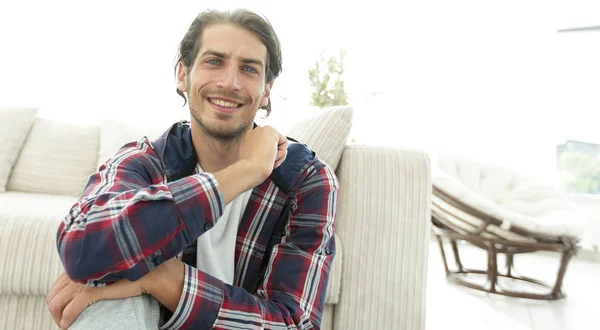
[48,286,78,327]
[50,272,67,289]
[47,273,70,305]
[277,131,287,149]
[275,147,286,161]
[60,292,94,330]
[59,279,142,329]
[274,148,287,168]
[275,133,288,166]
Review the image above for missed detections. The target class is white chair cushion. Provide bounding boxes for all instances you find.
[285,105,353,171]
[433,151,585,238]
[0,107,38,192]
[7,118,100,196]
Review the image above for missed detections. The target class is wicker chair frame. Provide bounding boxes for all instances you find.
[432,185,578,300]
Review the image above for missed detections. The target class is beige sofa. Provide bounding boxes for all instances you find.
[0,106,431,330]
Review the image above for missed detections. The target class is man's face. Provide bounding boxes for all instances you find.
[177,23,271,141]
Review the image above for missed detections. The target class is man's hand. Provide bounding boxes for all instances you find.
[46,273,143,329]
[239,125,288,181]
[215,126,288,204]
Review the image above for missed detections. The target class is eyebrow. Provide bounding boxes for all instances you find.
[200,50,265,68]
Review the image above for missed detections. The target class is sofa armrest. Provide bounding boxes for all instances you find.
[332,145,431,330]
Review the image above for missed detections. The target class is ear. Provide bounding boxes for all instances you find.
[261,82,273,107]
[176,62,188,92]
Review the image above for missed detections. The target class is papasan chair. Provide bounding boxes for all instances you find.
[430,151,585,300]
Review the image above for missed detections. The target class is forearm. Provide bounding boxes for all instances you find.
[141,259,304,329]
[141,258,185,313]
[60,160,262,285]
[156,262,329,330]
[146,161,264,308]
[59,173,225,285]
[213,160,265,205]
[113,161,264,310]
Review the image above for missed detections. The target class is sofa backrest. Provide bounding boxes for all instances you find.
[0,107,39,193]
[96,120,166,169]
[4,105,354,197]
[283,105,353,171]
[7,118,101,196]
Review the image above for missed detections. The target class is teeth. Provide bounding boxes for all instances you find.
[210,98,239,108]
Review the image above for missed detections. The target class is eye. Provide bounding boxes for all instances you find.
[243,66,258,74]
[206,58,221,65]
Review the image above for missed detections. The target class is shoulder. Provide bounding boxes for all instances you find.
[102,121,193,180]
[100,137,163,176]
[270,142,338,194]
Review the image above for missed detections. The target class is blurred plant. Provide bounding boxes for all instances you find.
[308,49,348,108]
[558,151,600,194]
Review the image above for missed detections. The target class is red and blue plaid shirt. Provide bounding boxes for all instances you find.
[57,121,338,329]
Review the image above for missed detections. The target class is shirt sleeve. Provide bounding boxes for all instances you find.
[160,164,338,330]
[57,138,226,285]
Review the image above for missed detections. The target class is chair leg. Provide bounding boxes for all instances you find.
[451,240,465,272]
[432,219,576,300]
[487,243,498,293]
[551,249,574,298]
[506,251,513,277]
[437,236,450,276]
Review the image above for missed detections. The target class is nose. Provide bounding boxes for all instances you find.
[216,65,241,91]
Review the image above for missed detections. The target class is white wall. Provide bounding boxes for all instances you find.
[1,0,599,184]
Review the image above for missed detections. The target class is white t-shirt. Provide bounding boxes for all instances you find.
[195,165,252,285]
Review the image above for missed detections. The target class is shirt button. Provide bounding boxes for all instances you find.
[152,255,164,266]
[325,248,332,255]
[204,222,213,231]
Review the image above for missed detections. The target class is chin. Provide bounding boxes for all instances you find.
[195,114,251,141]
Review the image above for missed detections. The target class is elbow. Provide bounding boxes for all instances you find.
[57,241,98,284]
[56,209,149,285]
[58,238,145,285]
[57,214,95,283]
[57,232,108,284]
[62,259,137,285]
[59,249,128,285]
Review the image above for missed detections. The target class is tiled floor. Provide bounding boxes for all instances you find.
[426,239,600,330]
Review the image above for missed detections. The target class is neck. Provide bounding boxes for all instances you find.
[190,120,245,173]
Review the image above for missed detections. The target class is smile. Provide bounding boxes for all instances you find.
[208,98,242,108]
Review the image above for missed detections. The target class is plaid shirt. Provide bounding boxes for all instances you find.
[57,121,338,329]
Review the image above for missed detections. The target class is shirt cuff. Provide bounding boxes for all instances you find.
[159,263,224,330]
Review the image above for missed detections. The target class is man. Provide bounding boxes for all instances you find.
[46,8,338,330]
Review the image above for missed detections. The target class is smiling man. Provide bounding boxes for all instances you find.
[46,9,338,330]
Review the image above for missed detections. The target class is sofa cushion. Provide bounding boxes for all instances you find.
[7,118,100,196]
[0,192,76,295]
[97,119,166,168]
[285,105,353,171]
[0,107,38,193]
[0,296,57,330]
